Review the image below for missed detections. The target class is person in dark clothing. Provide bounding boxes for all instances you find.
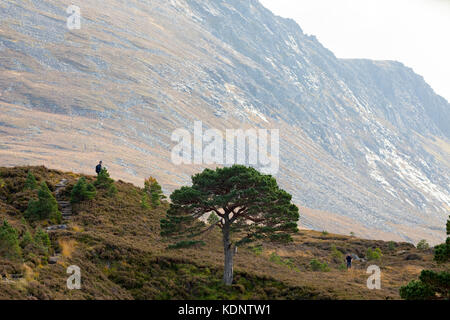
[346,254,353,269]
[95,161,103,175]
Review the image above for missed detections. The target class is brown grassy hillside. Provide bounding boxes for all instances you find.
[0,166,448,300]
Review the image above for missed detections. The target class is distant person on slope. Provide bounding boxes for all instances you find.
[95,161,103,175]
[346,254,353,270]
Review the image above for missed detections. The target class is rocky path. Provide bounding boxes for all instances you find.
[55,179,73,221]
[46,179,71,230]
[46,179,72,264]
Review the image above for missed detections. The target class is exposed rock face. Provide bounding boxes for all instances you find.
[0,0,449,243]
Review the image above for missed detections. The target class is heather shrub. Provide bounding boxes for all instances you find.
[71,177,96,203]
[24,170,38,190]
[25,182,61,223]
[144,177,165,208]
[94,168,114,189]
[400,270,449,300]
[167,240,205,249]
[0,220,21,259]
[417,239,430,251]
[367,247,382,261]
[310,259,330,272]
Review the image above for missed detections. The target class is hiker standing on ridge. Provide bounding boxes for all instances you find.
[346,253,353,270]
[95,161,103,175]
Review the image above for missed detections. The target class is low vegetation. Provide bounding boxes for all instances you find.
[167,240,206,250]
[309,259,330,272]
[433,218,449,263]
[24,182,61,224]
[94,168,114,189]
[0,220,21,259]
[23,171,37,191]
[399,216,449,300]
[366,247,382,261]
[416,240,430,251]
[269,252,300,272]
[331,244,343,261]
[71,177,96,204]
[144,177,165,208]
[0,218,52,266]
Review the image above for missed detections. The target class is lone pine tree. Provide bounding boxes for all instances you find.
[161,165,299,285]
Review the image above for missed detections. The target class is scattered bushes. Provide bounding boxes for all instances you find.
[167,240,206,249]
[33,227,51,255]
[0,219,52,263]
[106,184,118,197]
[23,171,37,190]
[417,240,430,251]
[400,216,450,300]
[93,168,117,197]
[71,177,96,204]
[331,244,343,261]
[20,231,33,249]
[19,227,52,262]
[338,262,347,271]
[400,270,449,300]
[269,252,300,272]
[0,220,21,259]
[249,245,263,255]
[399,279,435,300]
[309,259,330,272]
[144,177,165,208]
[24,182,61,223]
[433,216,449,263]
[388,241,396,251]
[94,168,114,189]
[434,238,450,263]
[141,193,150,209]
[366,247,382,261]
[419,270,450,299]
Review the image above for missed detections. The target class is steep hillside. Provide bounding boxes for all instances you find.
[1,166,448,300]
[0,0,449,244]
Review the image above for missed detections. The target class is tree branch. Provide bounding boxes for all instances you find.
[230,206,248,223]
[191,220,222,237]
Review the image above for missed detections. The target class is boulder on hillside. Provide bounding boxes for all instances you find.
[48,256,59,264]
[405,253,422,261]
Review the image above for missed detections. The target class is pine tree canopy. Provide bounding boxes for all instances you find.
[161,165,299,244]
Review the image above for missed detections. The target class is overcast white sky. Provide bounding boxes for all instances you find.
[259,0,450,102]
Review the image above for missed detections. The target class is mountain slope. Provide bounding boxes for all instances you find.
[0,0,449,244]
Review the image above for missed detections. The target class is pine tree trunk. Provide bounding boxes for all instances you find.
[222,224,234,285]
